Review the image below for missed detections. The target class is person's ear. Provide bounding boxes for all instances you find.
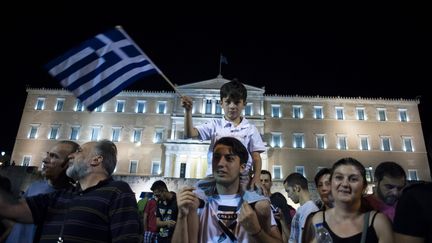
[240,163,246,173]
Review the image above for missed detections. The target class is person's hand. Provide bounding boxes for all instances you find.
[176,186,199,218]
[181,96,193,110]
[165,220,176,228]
[249,176,267,195]
[238,201,261,235]
[275,208,284,221]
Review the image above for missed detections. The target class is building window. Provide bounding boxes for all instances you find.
[28,125,39,139]
[295,166,305,177]
[273,166,282,180]
[49,125,60,140]
[151,161,161,175]
[205,99,212,114]
[129,160,138,174]
[380,136,391,151]
[112,127,121,142]
[377,108,387,121]
[359,136,370,151]
[402,137,413,152]
[335,107,345,120]
[94,105,103,112]
[157,101,166,114]
[314,106,323,119]
[215,100,222,115]
[293,133,305,149]
[70,126,80,140]
[337,135,348,150]
[55,98,65,111]
[356,107,366,120]
[316,134,326,149]
[398,109,408,122]
[271,104,281,118]
[154,129,164,143]
[136,100,146,113]
[180,163,187,178]
[271,133,282,148]
[35,97,45,110]
[90,126,101,141]
[243,103,252,116]
[133,129,142,143]
[408,169,418,181]
[116,100,125,113]
[75,100,84,112]
[365,167,373,182]
[293,105,303,119]
[176,130,185,140]
[22,156,31,166]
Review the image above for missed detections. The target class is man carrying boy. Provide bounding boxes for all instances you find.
[172,137,282,242]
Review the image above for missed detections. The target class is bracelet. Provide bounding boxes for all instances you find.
[251,228,262,237]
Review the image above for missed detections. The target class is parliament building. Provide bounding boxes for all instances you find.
[10,76,431,183]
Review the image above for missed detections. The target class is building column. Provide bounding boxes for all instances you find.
[261,149,269,170]
[195,155,202,178]
[211,99,216,114]
[170,122,176,140]
[164,153,173,177]
[173,154,180,178]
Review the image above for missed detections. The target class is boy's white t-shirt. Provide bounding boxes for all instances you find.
[195,117,266,175]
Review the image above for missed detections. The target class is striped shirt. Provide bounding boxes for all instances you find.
[26,177,142,243]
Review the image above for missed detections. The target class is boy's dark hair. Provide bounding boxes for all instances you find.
[150,180,168,191]
[314,168,331,186]
[220,79,247,102]
[374,161,406,182]
[283,173,309,190]
[214,137,248,165]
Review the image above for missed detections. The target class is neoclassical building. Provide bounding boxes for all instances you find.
[11,76,431,183]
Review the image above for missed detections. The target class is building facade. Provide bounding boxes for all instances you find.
[11,76,431,183]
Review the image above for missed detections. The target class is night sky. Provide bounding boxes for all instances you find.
[2,3,430,164]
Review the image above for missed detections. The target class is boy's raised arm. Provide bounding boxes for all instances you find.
[181,96,199,138]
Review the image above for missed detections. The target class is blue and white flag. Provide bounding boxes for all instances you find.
[45,27,159,111]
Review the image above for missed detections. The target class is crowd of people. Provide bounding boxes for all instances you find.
[1,80,431,242]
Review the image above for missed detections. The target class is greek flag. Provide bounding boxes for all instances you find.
[45,27,159,111]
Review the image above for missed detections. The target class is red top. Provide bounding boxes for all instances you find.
[144,199,158,232]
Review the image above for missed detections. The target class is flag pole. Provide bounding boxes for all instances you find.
[219,53,222,76]
[116,26,183,97]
